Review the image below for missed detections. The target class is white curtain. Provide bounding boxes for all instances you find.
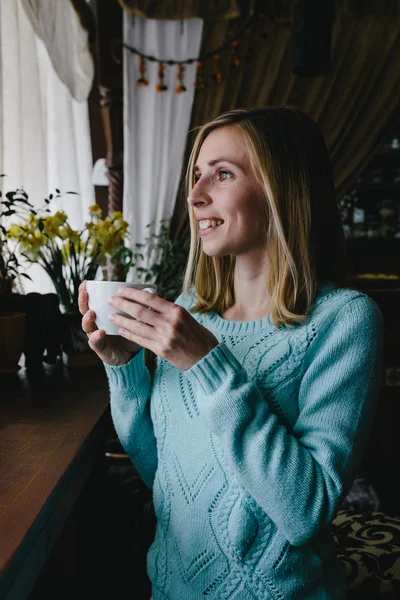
[0,0,95,294]
[19,0,94,102]
[123,14,203,281]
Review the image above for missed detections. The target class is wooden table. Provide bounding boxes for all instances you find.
[0,363,112,600]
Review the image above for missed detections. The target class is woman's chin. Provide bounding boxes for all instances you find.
[202,246,231,258]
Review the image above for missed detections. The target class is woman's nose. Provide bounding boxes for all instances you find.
[187,181,211,207]
[188,193,209,207]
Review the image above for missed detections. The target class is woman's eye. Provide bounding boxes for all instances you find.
[193,169,233,183]
[218,170,233,181]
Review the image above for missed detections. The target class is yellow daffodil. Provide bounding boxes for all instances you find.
[58,226,79,244]
[89,204,102,218]
[52,211,68,227]
[43,216,61,238]
[110,211,123,220]
[7,225,25,239]
[6,199,131,312]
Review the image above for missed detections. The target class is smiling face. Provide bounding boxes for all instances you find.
[188,125,268,259]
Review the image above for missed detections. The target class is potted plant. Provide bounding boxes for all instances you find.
[0,186,35,372]
[113,219,190,303]
[6,192,131,365]
[0,187,34,294]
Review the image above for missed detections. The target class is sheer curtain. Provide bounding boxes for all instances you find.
[19,0,94,102]
[122,13,203,280]
[0,0,95,294]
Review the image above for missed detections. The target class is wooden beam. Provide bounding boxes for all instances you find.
[95,0,124,216]
[94,0,126,280]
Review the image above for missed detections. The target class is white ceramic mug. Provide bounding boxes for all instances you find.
[86,280,157,335]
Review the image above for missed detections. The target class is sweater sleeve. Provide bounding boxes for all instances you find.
[183,295,384,546]
[103,291,193,489]
[104,348,157,488]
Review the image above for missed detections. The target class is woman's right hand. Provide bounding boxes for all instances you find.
[78,280,142,366]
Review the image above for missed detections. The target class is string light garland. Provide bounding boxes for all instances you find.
[212,53,223,84]
[113,13,291,93]
[194,61,204,89]
[137,57,149,86]
[231,40,241,68]
[156,62,168,91]
[176,65,186,93]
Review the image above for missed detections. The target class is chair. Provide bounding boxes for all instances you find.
[333,509,400,599]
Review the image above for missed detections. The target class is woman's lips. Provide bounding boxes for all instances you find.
[199,222,224,237]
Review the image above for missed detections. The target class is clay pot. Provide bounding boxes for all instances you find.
[0,312,27,373]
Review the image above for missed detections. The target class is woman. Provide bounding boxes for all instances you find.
[79,107,383,599]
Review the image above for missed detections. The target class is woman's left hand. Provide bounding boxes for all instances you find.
[107,287,219,371]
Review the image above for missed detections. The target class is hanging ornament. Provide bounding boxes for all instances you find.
[211,54,223,83]
[230,40,241,68]
[156,62,168,92]
[194,61,205,89]
[175,64,187,93]
[245,27,254,63]
[137,57,149,86]
[254,13,268,41]
[255,13,263,40]
[121,11,281,92]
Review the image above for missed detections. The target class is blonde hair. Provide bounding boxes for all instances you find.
[182,107,346,327]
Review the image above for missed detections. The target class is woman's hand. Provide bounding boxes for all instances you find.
[107,286,219,371]
[79,280,142,366]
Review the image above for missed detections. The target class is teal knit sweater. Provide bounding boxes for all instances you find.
[104,281,383,600]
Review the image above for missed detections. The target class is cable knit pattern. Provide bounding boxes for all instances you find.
[104,281,383,599]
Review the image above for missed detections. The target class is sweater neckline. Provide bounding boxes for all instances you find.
[206,280,335,335]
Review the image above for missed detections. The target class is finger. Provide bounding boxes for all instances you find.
[118,326,149,351]
[87,329,106,352]
[108,296,158,326]
[117,287,164,314]
[78,288,90,316]
[109,312,154,337]
[82,310,98,335]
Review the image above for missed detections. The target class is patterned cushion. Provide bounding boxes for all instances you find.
[332,510,400,599]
